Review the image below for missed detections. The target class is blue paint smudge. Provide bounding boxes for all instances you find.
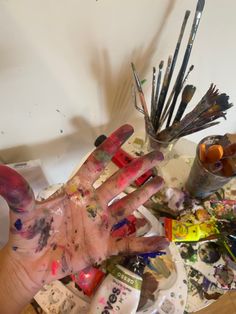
[14,219,22,231]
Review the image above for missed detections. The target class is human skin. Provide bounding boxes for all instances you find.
[0,124,168,313]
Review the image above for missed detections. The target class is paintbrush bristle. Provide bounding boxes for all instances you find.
[182,85,196,103]
[196,0,205,13]
[159,60,164,69]
[215,93,233,111]
[185,10,191,19]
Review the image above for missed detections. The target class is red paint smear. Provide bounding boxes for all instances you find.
[100,125,133,155]
[117,159,143,188]
[98,297,106,305]
[51,260,60,276]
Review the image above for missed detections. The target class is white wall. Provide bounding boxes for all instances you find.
[0,0,235,184]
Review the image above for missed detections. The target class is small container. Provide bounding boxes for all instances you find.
[186,135,233,199]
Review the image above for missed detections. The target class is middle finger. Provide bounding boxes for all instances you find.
[97,150,163,204]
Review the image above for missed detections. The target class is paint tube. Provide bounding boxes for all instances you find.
[165,218,218,242]
[71,266,105,296]
[88,256,145,314]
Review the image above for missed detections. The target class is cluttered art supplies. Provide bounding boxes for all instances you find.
[204,199,236,221]
[186,135,235,199]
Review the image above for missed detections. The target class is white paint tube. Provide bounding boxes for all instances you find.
[88,257,145,314]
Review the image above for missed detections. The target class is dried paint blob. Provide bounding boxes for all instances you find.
[14,218,22,231]
[214,265,234,288]
[180,244,197,262]
[198,242,221,264]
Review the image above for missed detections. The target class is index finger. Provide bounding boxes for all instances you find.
[69,124,134,185]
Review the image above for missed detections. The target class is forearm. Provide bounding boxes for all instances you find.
[0,247,40,314]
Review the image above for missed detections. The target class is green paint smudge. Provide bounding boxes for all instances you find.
[94,150,111,163]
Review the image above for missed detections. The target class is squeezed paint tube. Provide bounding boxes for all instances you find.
[71,266,105,296]
[165,218,218,242]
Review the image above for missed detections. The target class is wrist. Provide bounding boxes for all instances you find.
[0,246,41,314]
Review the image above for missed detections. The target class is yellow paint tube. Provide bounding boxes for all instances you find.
[165,218,218,242]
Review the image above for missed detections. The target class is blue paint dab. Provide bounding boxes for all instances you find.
[14,219,22,231]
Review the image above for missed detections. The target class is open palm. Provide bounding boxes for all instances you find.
[0,124,168,288]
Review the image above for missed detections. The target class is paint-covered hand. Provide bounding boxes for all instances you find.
[0,124,168,290]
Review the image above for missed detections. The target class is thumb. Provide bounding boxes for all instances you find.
[0,165,35,214]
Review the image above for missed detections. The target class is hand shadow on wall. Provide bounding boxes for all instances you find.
[89,0,176,135]
[0,116,107,176]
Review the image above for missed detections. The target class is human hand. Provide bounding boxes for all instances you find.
[0,124,167,301]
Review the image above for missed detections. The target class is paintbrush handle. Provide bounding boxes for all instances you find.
[151,62,164,128]
[173,101,187,122]
[166,46,192,127]
[150,67,156,124]
[154,57,172,130]
[159,65,194,130]
[166,0,205,128]
[155,11,190,128]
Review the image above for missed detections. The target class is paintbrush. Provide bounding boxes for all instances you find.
[154,10,191,129]
[173,85,196,123]
[154,61,164,110]
[151,61,164,126]
[163,85,233,142]
[166,0,205,128]
[153,56,172,130]
[131,63,155,134]
[178,121,220,137]
[157,84,220,141]
[159,64,194,130]
[150,67,156,125]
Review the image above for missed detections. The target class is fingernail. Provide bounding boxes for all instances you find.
[149,151,164,162]
[153,176,164,187]
[157,237,170,249]
[110,124,134,145]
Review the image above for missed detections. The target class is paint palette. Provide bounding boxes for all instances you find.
[184,265,224,313]
[178,240,236,291]
[135,206,188,314]
[136,242,187,314]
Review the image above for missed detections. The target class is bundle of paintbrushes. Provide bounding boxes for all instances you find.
[131,0,233,143]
